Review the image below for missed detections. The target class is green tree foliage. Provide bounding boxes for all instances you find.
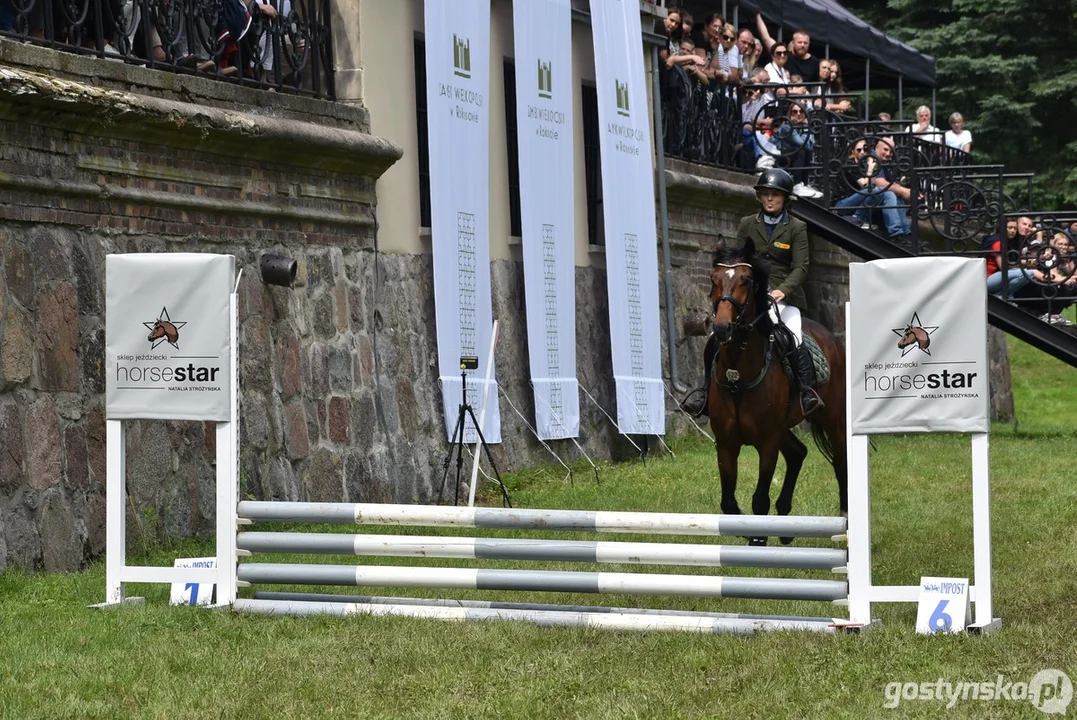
[843,0,1077,209]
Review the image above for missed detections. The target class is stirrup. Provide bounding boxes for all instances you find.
[800,387,825,416]
[680,387,709,418]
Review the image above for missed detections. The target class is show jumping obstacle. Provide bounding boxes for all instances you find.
[99,256,997,634]
[231,502,854,634]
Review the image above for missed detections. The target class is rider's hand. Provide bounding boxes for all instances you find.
[770,289,785,302]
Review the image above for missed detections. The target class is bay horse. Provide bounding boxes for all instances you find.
[148,318,180,346]
[707,238,848,545]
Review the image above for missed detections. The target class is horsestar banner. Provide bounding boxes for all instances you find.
[513,0,579,440]
[848,257,989,434]
[590,0,665,435]
[425,0,501,443]
[105,253,234,421]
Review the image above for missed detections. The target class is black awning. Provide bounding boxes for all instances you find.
[679,0,936,87]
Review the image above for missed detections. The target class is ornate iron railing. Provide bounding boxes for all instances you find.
[0,0,334,98]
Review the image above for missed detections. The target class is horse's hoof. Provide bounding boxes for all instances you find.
[748,536,767,547]
[779,536,794,546]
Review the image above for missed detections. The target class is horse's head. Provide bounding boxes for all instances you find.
[148,319,166,342]
[710,238,772,345]
[897,325,925,350]
[148,319,179,344]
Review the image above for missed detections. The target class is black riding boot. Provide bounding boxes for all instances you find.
[795,344,825,416]
[680,333,718,418]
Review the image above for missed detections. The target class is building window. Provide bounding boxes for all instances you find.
[582,82,604,246]
[414,37,431,228]
[503,59,523,238]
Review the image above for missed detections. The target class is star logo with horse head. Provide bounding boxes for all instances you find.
[143,306,187,350]
[892,312,938,357]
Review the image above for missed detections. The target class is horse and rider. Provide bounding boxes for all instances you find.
[681,167,848,540]
[681,167,827,420]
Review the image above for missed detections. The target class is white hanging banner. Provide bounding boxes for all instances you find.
[105,253,234,421]
[425,1,501,442]
[513,0,579,440]
[590,0,665,435]
[849,257,989,434]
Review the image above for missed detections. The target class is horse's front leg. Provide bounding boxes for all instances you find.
[717,442,742,516]
[776,430,808,545]
[749,439,782,546]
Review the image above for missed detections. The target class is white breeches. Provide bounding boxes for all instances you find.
[769,301,802,345]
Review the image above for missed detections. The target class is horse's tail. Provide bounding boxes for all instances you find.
[807,416,835,466]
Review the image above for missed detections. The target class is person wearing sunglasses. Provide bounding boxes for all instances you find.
[756,13,820,83]
[764,43,790,86]
[703,20,742,84]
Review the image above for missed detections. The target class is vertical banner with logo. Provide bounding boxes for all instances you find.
[425,1,501,443]
[849,257,989,434]
[512,0,578,440]
[105,253,234,421]
[590,0,665,435]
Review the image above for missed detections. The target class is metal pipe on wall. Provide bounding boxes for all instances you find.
[864,57,870,119]
[651,44,685,394]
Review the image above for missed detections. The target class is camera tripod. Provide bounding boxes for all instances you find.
[437,369,512,507]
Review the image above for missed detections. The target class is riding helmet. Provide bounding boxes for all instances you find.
[754,168,795,196]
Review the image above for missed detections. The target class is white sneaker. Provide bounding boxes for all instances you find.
[793,183,823,199]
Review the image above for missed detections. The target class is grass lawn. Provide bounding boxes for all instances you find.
[1,334,1075,719]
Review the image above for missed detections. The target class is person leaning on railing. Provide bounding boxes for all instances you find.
[737,29,763,79]
[984,219,1032,296]
[819,60,854,115]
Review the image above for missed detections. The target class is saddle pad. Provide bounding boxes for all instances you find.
[780,334,831,387]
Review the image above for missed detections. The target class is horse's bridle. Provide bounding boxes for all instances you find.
[712,263,771,345]
[711,262,775,394]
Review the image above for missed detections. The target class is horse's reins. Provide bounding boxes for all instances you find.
[710,263,775,395]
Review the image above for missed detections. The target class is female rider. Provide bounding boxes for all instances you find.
[681,167,825,418]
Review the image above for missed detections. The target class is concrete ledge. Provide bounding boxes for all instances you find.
[0,173,375,229]
[0,65,403,179]
[0,38,367,129]
[664,169,756,207]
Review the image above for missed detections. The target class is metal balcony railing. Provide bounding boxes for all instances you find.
[0,0,334,98]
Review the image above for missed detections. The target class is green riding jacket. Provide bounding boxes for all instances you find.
[736,211,810,311]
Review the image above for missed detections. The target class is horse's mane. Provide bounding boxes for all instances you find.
[713,239,774,334]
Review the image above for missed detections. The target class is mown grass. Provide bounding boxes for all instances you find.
[0,333,1075,719]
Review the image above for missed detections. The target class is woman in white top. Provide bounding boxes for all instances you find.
[763,43,789,86]
[908,105,942,144]
[944,112,972,152]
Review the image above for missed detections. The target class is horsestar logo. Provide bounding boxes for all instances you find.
[862,309,978,398]
[453,34,471,78]
[892,311,938,357]
[143,306,187,350]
